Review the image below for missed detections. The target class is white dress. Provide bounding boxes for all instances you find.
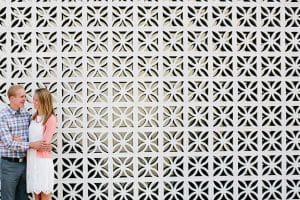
[27,116,54,194]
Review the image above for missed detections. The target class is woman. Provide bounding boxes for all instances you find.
[27,88,56,200]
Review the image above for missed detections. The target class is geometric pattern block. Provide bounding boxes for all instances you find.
[0,1,299,200]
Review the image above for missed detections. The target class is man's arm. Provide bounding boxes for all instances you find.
[12,136,50,151]
[0,116,29,151]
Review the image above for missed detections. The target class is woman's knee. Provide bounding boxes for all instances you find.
[41,192,51,200]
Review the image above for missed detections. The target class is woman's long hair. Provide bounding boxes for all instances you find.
[32,88,55,125]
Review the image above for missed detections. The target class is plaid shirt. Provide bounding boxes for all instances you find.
[0,105,31,158]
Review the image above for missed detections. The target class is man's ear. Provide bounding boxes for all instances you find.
[9,96,14,102]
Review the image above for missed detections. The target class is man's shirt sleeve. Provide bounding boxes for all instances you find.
[0,115,29,152]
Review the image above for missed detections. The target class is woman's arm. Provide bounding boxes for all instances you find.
[37,115,56,157]
[43,115,57,143]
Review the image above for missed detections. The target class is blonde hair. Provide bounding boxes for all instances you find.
[32,88,55,125]
[7,85,24,98]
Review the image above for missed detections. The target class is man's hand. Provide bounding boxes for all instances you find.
[29,141,43,150]
[42,142,52,152]
[29,141,52,151]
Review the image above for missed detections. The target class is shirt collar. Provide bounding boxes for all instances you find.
[7,105,23,115]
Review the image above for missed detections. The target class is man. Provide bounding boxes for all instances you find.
[0,85,50,200]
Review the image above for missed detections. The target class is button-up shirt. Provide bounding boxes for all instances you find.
[0,105,31,158]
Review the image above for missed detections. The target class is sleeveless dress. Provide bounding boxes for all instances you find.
[27,116,54,194]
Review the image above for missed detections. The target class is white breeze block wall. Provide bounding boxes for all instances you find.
[0,1,299,200]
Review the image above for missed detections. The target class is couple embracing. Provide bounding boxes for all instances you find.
[0,85,56,200]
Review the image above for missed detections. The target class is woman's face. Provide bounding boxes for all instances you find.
[33,94,40,110]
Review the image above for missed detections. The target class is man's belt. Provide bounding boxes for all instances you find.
[1,157,26,163]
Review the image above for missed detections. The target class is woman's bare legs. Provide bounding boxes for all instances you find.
[41,192,51,200]
[34,193,41,200]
